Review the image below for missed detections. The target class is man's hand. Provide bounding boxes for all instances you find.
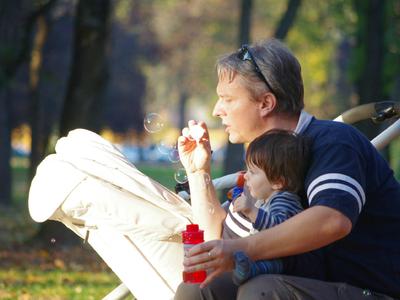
[183,239,241,288]
[177,120,212,174]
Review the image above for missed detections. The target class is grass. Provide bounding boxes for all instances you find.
[2,157,223,299]
[0,269,132,300]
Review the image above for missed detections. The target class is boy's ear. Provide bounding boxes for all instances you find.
[259,92,276,117]
[271,178,285,190]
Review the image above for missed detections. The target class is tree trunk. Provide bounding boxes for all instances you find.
[238,0,252,45]
[354,0,385,140]
[0,0,35,206]
[274,0,302,40]
[59,0,111,137]
[37,0,111,246]
[334,38,353,115]
[0,90,12,206]
[29,14,49,181]
[178,90,188,130]
[0,1,21,206]
[353,0,392,161]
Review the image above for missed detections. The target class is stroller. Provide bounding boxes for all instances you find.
[28,101,400,300]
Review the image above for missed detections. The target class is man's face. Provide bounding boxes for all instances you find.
[213,75,264,143]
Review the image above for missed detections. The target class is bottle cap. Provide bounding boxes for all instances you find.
[237,171,246,187]
[182,224,204,244]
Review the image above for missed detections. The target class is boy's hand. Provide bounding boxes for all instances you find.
[232,194,257,217]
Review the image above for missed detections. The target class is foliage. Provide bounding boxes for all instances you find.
[383,0,400,96]
[144,0,237,127]
[5,0,399,134]
[350,0,400,99]
[287,0,356,118]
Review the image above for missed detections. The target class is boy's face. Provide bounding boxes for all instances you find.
[213,75,266,144]
[244,163,280,200]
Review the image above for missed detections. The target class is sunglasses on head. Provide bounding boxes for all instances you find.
[237,44,275,94]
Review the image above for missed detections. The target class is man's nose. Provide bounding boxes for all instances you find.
[212,99,223,117]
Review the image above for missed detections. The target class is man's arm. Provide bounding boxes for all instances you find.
[177,121,227,241]
[240,205,352,260]
[187,170,227,241]
[184,204,352,288]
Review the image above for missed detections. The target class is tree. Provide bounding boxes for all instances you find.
[352,0,386,140]
[59,0,111,136]
[36,0,112,245]
[0,0,52,206]
[274,0,302,39]
[28,1,56,181]
[103,0,159,135]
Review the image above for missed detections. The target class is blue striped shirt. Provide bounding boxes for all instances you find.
[222,191,303,239]
[297,111,400,297]
[253,191,303,231]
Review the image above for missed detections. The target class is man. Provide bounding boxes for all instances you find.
[175,39,400,299]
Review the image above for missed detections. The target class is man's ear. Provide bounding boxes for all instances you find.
[259,92,277,117]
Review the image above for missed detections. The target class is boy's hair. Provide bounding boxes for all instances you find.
[245,129,311,194]
[216,38,304,114]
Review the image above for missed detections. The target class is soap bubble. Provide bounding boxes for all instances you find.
[168,148,180,163]
[157,140,176,155]
[144,113,164,133]
[50,238,56,244]
[174,168,188,184]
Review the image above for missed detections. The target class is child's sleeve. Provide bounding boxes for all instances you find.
[253,196,303,231]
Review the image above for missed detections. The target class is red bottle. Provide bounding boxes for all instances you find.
[182,224,207,283]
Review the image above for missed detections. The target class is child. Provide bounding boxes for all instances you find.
[223,129,309,238]
[221,129,323,285]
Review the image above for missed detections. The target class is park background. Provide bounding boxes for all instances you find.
[1,0,400,299]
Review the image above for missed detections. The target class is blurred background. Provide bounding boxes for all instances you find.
[0,0,400,299]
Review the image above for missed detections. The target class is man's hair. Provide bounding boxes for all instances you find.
[216,38,304,114]
[245,129,311,194]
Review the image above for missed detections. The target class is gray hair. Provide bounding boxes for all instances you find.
[216,38,304,114]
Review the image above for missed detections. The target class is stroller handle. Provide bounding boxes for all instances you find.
[334,101,400,124]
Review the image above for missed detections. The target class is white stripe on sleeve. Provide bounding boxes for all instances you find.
[307,173,365,204]
[229,204,253,228]
[308,182,363,213]
[224,213,252,237]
